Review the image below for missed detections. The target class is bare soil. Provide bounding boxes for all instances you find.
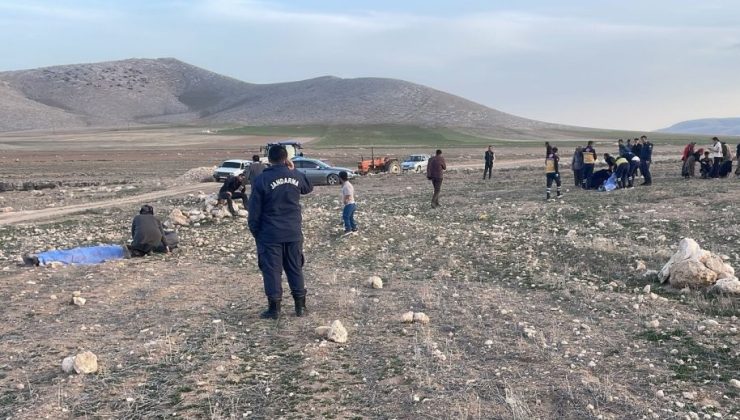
[0,129,738,419]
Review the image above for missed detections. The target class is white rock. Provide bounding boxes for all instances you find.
[669,259,717,289]
[73,351,98,374]
[314,326,330,337]
[169,209,189,226]
[367,276,383,289]
[62,356,76,373]
[655,389,665,398]
[659,238,703,283]
[643,284,651,294]
[401,311,414,323]
[72,296,86,306]
[413,312,430,324]
[710,277,740,294]
[484,339,494,346]
[645,319,660,328]
[730,379,740,389]
[326,320,348,343]
[636,261,647,272]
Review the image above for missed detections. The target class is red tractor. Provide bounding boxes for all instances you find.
[357,148,401,175]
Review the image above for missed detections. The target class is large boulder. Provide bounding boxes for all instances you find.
[659,238,703,283]
[668,260,718,289]
[658,238,738,293]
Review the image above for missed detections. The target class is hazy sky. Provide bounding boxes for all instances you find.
[1,0,739,130]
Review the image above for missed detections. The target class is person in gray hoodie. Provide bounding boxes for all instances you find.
[571,146,584,187]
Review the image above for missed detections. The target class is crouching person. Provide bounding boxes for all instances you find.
[248,146,313,319]
[129,205,177,257]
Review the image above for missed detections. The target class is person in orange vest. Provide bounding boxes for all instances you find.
[545,146,562,200]
[581,141,597,188]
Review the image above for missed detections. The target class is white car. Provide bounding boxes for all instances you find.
[213,159,251,181]
[401,154,431,173]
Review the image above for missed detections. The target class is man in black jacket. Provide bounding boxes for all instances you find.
[483,146,495,180]
[248,146,313,319]
[129,205,173,257]
[639,135,653,185]
[219,172,248,216]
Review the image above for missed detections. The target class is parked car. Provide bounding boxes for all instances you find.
[213,159,251,181]
[401,154,431,173]
[292,157,357,185]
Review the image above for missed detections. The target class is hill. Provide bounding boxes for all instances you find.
[659,117,740,137]
[0,58,562,136]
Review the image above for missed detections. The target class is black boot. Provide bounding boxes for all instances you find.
[294,296,306,317]
[260,299,281,319]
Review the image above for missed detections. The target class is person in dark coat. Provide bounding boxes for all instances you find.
[639,135,653,185]
[426,149,447,208]
[219,172,248,216]
[248,145,313,319]
[129,205,175,257]
[571,146,584,187]
[483,146,495,180]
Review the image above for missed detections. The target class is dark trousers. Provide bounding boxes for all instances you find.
[546,173,561,198]
[342,203,357,232]
[572,168,583,187]
[257,241,306,301]
[582,164,594,188]
[628,161,639,186]
[615,163,629,187]
[430,178,442,207]
[711,157,722,178]
[483,163,493,179]
[641,161,652,184]
[219,191,248,214]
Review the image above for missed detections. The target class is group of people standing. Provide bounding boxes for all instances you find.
[681,137,737,179]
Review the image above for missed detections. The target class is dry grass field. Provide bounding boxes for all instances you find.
[0,128,738,419]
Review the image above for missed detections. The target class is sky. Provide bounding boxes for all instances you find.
[1,0,739,131]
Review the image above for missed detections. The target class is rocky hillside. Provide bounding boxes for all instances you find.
[659,118,740,136]
[0,58,559,133]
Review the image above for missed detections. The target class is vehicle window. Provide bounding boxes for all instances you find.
[293,161,304,169]
[221,162,242,168]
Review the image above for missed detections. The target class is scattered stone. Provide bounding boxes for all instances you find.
[401,311,414,323]
[367,276,383,289]
[655,390,665,398]
[484,339,494,346]
[168,209,189,226]
[413,312,430,324]
[73,351,98,374]
[710,277,740,294]
[643,284,651,294]
[730,379,740,389]
[645,319,660,328]
[72,296,86,306]
[326,320,348,343]
[314,326,330,337]
[62,356,76,373]
[635,260,647,272]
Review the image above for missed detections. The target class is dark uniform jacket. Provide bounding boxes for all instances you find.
[131,214,167,253]
[248,164,313,244]
[484,151,495,165]
[426,155,447,180]
[219,175,245,194]
[640,142,653,162]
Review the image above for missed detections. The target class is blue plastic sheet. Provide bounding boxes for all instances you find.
[37,245,127,266]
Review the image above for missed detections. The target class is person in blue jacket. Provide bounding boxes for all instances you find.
[639,135,653,185]
[248,145,313,319]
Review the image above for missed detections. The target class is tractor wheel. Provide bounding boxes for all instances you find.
[386,161,401,174]
[327,174,340,185]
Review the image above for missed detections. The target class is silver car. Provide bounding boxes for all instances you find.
[292,157,357,185]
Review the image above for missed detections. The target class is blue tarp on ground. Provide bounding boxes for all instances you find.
[37,245,127,266]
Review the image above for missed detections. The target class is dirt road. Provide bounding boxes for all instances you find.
[0,182,219,225]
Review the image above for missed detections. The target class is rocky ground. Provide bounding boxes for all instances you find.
[0,145,739,419]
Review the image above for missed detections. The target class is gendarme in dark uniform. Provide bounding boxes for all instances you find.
[248,146,313,319]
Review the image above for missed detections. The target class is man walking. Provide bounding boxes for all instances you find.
[545,146,562,200]
[248,146,313,319]
[426,149,446,208]
[219,172,248,216]
[639,135,653,185]
[483,146,495,179]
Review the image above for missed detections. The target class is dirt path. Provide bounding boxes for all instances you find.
[0,183,218,225]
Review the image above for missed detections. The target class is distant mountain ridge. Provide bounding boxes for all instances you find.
[659,118,740,136]
[0,58,562,135]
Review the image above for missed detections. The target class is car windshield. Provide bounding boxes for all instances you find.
[221,162,242,168]
[406,156,425,162]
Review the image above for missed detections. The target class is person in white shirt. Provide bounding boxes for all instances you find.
[339,171,357,234]
[709,137,723,178]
